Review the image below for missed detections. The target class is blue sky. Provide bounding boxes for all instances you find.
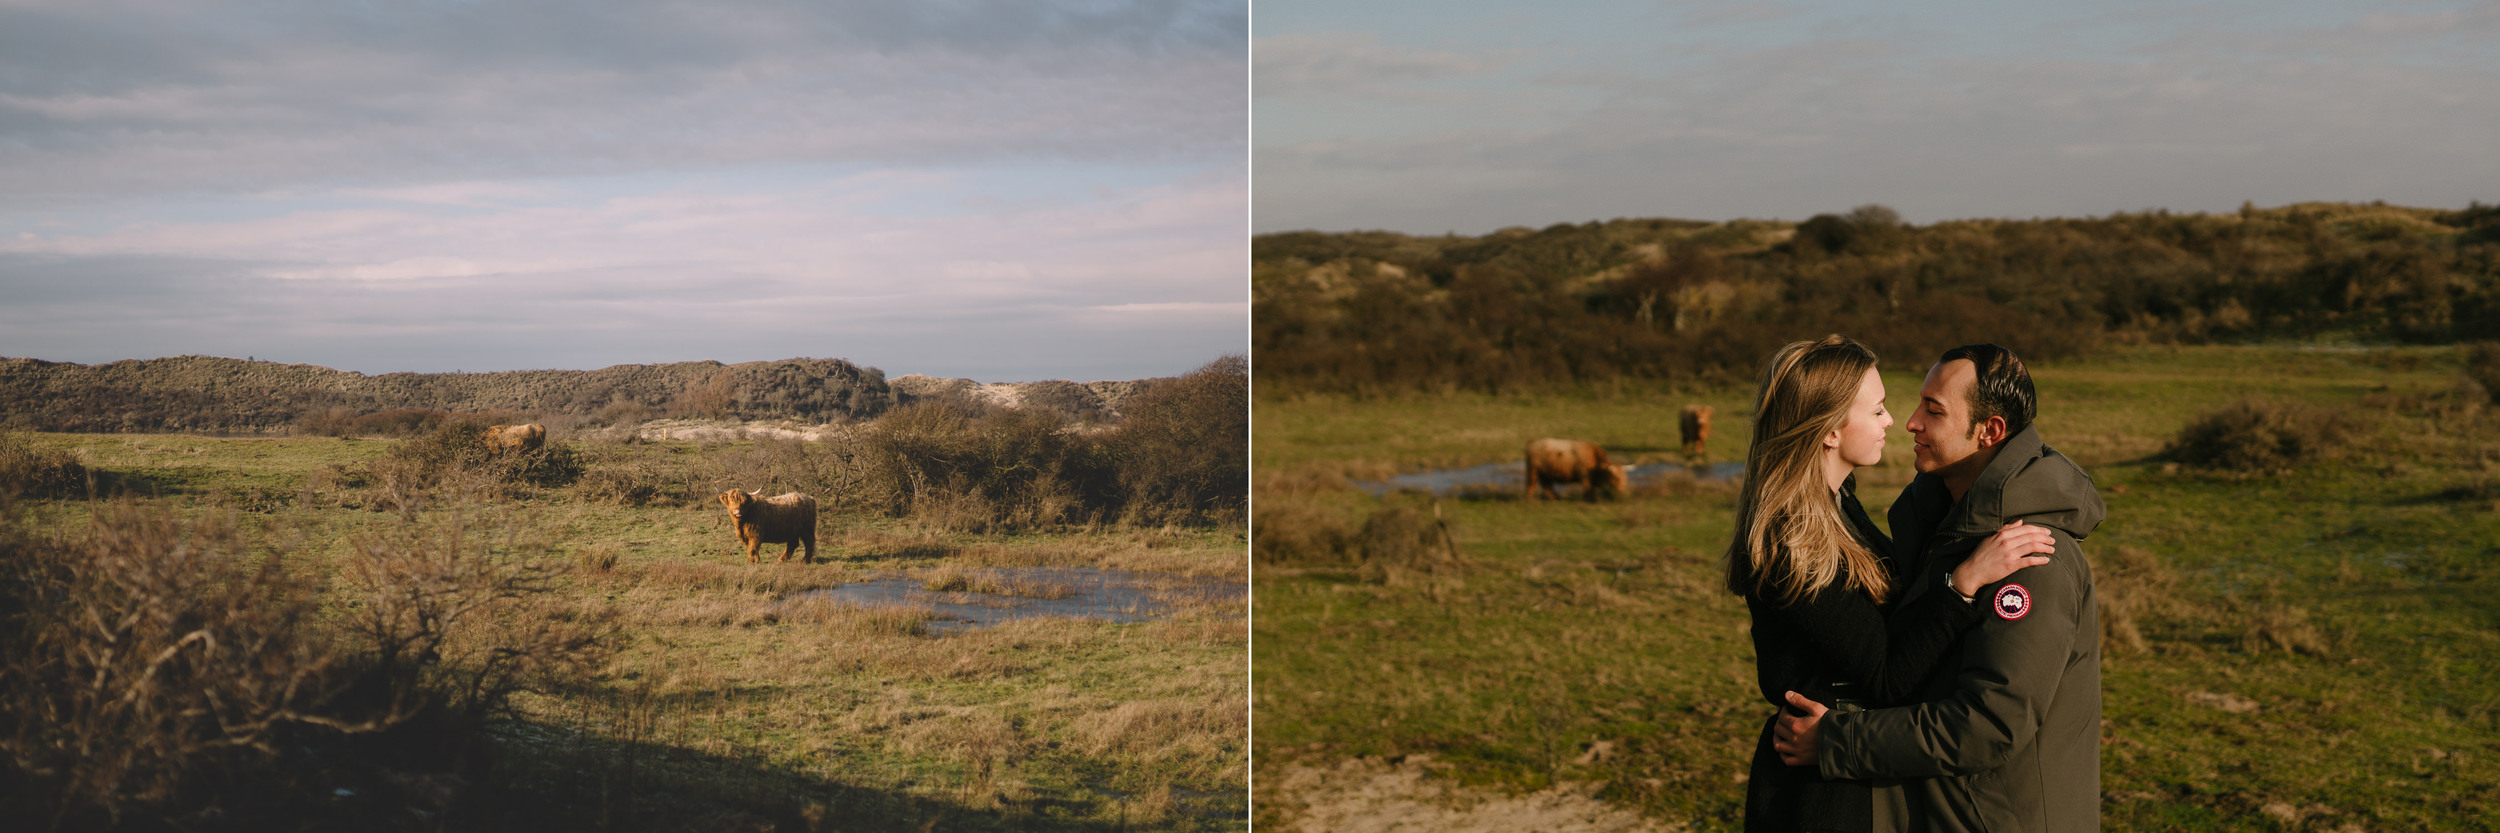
[0,0,1246,381]
[1255,0,2500,234]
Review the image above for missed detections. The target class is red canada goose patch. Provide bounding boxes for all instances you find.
[1993,584,2032,621]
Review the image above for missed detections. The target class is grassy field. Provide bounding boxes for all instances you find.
[7,430,1248,831]
[1252,344,2500,831]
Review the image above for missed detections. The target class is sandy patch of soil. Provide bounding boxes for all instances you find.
[1263,756,1679,833]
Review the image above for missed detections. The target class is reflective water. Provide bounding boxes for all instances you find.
[1352,461,1747,497]
[789,566,1244,634]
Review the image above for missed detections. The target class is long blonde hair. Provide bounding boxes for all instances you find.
[1723,334,1892,605]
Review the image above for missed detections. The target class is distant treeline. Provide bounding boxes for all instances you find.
[0,355,1151,434]
[1255,201,2500,394]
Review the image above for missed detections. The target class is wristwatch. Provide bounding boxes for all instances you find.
[1946,572,1974,604]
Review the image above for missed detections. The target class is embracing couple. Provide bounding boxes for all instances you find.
[1727,336,2105,833]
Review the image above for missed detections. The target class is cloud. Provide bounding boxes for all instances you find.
[0,164,1246,379]
[0,0,1248,380]
[1254,32,1519,99]
[0,0,1246,203]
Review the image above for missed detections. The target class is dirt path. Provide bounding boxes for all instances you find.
[1263,756,1682,833]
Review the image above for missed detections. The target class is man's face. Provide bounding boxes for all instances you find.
[1906,359,1982,475]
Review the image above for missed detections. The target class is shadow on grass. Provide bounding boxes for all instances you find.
[2393,480,2500,507]
[467,714,1216,833]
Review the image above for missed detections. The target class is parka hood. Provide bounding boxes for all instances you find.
[1938,425,2105,541]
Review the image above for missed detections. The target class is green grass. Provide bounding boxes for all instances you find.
[14,432,1248,831]
[1253,344,2500,831]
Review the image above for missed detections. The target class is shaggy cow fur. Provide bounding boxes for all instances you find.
[1679,405,1714,460]
[718,489,818,564]
[1525,438,1628,501]
[483,423,546,457]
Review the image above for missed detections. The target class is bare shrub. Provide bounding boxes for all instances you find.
[0,504,348,827]
[851,402,1116,532]
[1107,355,1247,524]
[337,509,612,739]
[2165,398,2362,471]
[0,430,88,501]
[574,452,687,507]
[486,441,586,489]
[1252,500,1354,566]
[685,436,848,504]
[1355,503,1465,584]
[350,423,586,512]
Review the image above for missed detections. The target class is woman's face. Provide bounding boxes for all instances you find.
[1831,366,1891,468]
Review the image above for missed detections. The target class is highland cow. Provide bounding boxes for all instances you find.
[1525,438,1629,502]
[482,423,546,457]
[1679,405,1714,460]
[718,489,818,564]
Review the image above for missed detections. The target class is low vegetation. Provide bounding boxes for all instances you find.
[1254,343,2500,831]
[1257,201,2500,394]
[0,353,1165,435]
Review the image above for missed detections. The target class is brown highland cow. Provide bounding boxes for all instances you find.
[718,489,818,564]
[482,423,546,457]
[1524,438,1629,502]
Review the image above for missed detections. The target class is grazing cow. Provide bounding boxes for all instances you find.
[1525,438,1629,502]
[483,423,546,457]
[718,489,818,564]
[1679,405,1714,460]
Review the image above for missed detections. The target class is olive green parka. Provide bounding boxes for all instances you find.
[1817,426,2107,833]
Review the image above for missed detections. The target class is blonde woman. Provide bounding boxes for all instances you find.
[1724,335,2054,833]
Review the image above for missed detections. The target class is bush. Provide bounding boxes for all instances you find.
[0,431,88,501]
[0,505,340,827]
[338,510,610,735]
[1251,501,1354,566]
[356,423,584,512]
[575,451,691,507]
[0,502,609,828]
[851,403,1117,532]
[2165,398,2361,471]
[1354,504,1462,584]
[1109,356,1248,524]
[2465,341,2500,404]
[294,407,457,438]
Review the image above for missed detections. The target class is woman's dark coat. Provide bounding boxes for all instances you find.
[1739,476,1984,833]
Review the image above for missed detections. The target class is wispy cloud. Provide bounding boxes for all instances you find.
[0,0,1247,379]
[1254,32,1522,99]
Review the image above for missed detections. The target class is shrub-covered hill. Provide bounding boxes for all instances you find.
[1255,201,2500,394]
[0,354,1164,434]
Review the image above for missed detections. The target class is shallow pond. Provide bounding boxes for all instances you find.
[1353,460,1746,498]
[789,566,1243,634]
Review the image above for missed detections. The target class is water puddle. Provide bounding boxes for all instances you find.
[789,566,1244,634]
[1353,461,1747,497]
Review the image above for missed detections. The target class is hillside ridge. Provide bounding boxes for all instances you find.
[0,354,1168,433]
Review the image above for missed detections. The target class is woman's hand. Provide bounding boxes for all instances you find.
[1952,520,2055,598]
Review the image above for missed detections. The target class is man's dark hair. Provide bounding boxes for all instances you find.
[1938,344,2035,441]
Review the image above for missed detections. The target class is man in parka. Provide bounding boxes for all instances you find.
[1774,344,2107,833]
